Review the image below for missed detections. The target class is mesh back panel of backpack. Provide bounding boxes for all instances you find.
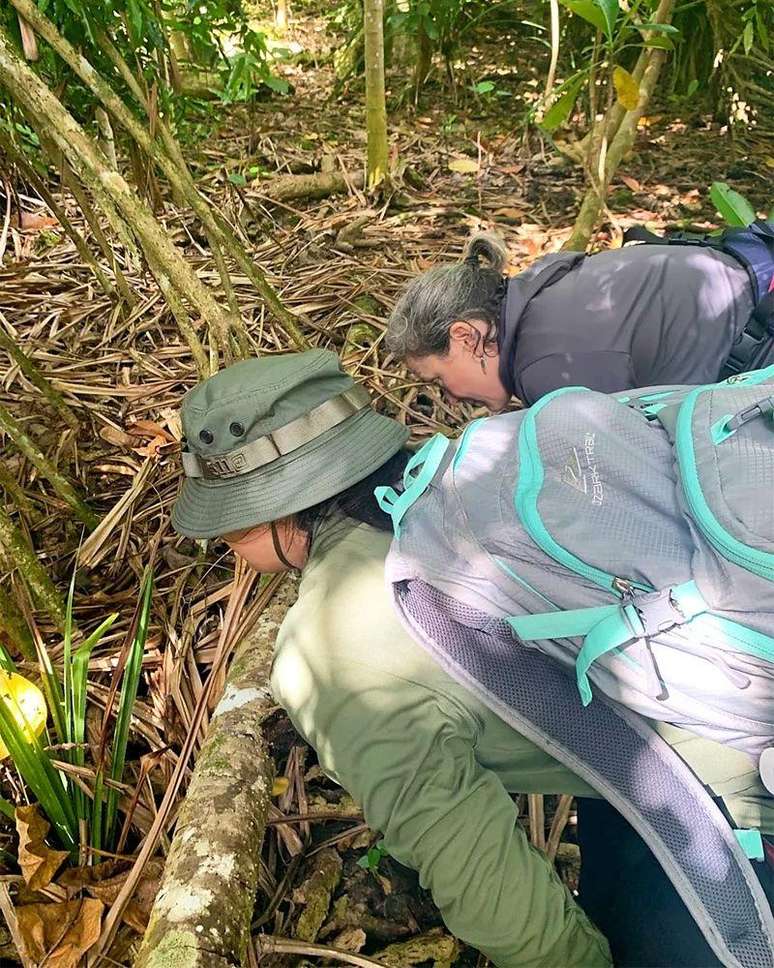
[397,579,774,968]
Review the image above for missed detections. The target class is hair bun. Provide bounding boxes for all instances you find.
[462,232,508,273]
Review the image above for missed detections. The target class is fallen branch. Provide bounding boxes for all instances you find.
[256,170,365,203]
[133,575,281,968]
[256,935,387,968]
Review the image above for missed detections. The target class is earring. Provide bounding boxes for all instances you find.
[480,357,487,372]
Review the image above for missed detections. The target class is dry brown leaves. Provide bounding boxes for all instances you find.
[15,806,69,892]
[16,898,103,968]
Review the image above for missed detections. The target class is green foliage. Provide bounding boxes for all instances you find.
[10,0,287,131]
[357,839,388,873]
[709,182,757,227]
[540,71,586,132]
[0,569,153,857]
[539,0,680,139]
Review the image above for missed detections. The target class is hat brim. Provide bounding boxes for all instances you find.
[172,409,409,539]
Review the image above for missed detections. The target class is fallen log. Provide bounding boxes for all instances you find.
[135,578,298,968]
[254,170,365,203]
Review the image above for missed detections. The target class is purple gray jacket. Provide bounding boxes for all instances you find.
[498,244,755,404]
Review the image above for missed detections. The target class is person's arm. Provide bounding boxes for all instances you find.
[272,654,611,968]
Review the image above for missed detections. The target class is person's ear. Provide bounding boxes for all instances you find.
[449,320,481,354]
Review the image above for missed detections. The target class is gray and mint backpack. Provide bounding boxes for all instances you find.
[377,366,774,967]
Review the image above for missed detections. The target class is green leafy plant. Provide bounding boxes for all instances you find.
[357,839,389,874]
[0,570,153,856]
[709,182,757,227]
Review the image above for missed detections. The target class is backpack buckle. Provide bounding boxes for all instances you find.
[726,396,774,432]
[631,588,687,637]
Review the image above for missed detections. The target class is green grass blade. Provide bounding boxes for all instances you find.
[0,698,77,850]
[0,643,16,674]
[104,572,152,849]
[63,571,76,751]
[34,632,67,749]
[71,613,117,824]
[91,769,104,856]
[0,795,15,821]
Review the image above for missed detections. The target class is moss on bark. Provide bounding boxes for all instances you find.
[135,611,280,967]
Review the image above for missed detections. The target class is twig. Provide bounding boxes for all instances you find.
[256,935,387,967]
[528,793,545,851]
[546,794,574,863]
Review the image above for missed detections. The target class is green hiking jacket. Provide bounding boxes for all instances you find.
[271,523,773,967]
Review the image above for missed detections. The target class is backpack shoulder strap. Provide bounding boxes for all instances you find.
[393,579,774,968]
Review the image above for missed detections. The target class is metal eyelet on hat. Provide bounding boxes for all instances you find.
[199,429,214,444]
[229,421,245,437]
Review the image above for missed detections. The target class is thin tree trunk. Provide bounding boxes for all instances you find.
[544,0,560,97]
[0,316,80,433]
[0,403,98,529]
[0,131,116,302]
[414,20,432,101]
[275,0,288,32]
[0,506,66,631]
[95,27,307,349]
[0,25,215,375]
[5,0,305,350]
[564,0,675,251]
[55,159,137,307]
[95,107,117,168]
[363,0,389,189]
[0,583,36,662]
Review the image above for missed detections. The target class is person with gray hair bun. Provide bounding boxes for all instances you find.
[387,221,774,408]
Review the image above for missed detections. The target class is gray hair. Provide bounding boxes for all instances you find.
[386,232,508,359]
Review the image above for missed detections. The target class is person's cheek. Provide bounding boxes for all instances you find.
[226,531,283,573]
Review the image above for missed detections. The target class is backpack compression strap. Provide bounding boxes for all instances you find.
[394,579,774,968]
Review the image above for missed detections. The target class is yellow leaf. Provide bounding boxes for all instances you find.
[766,157,774,169]
[0,670,48,759]
[613,66,640,111]
[272,776,290,797]
[15,805,69,891]
[448,157,479,174]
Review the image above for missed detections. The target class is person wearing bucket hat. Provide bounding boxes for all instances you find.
[171,350,773,968]
[173,349,409,551]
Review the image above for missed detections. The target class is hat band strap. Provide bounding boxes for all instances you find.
[182,385,372,480]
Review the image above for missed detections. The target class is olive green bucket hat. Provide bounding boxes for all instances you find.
[172,349,409,539]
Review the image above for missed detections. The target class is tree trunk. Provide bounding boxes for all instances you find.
[414,20,433,99]
[0,506,66,631]
[134,605,277,968]
[5,0,305,350]
[363,0,389,189]
[0,24,216,374]
[564,0,675,251]
[275,0,288,32]
[0,403,98,529]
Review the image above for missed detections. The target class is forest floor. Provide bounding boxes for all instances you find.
[0,7,772,966]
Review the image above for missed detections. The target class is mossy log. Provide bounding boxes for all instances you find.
[134,617,277,967]
[256,170,365,203]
